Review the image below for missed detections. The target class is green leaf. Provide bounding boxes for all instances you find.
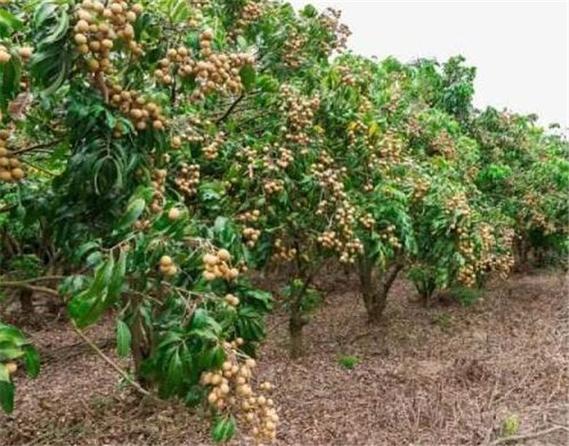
[116,320,131,358]
[117,198,146,231]
[212,416,236,443]
[0,380,14,414]
[164,349,183,397]
[23,347,40,378]
[108,250,128,300]
[0,10,22,37]
[239,65,256,92]
[0,56,22,109]
[0,363,9,382]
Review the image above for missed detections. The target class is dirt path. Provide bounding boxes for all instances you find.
[1,271,567,445]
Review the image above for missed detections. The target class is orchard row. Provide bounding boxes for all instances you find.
[0,0,567,443]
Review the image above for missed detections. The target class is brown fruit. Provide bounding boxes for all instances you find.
[168,208,181,221]
[160,255,173,266]
[11,168,24,180]
[0,50,12,63]
[18,47,33,58]
[74,33,88,45]
[6,362,17,374]
[217,249,231,261]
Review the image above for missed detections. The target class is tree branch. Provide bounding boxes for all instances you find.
[12,139,63,156]
[490,426,568,445]
[0,281,60,297]
[71,324,159,401]
[216,93,245,123]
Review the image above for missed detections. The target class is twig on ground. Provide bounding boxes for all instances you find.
[489,425,569,445]
[71,323,157,402]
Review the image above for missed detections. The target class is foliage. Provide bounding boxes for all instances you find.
[0,0,567,443]
[337,355,360,370]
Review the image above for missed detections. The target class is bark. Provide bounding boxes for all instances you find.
[289,308,306,359]
[514,236,530,272]
[19,288,35,315]
[358,259,403,323]
[130,296,150,388]
[288,277,312,359]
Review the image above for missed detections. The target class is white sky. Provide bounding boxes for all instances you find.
[287,0,569,127]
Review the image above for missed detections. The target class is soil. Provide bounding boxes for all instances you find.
[1,270,567,445]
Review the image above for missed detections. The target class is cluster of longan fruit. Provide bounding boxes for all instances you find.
[279,85,320,147]
[202,249,239,281]
[154,46,192,86]
[457,263,477,287]
[203,132,225,160]
[0,130,24,183]
[486,254,515,279]
[431,130,456,158]
[189,0,210,8]
[380,224,402,250]
[237,209,261,223]
[149,168,167,214]
[378,131,403,162]
[383,89,402,116]
[271,238,297,262]
[478,226,515,279]
[359,213,375,229]
[456,234,478,286]
[260,145,293,174]
[231,1,264,39]
[107,82,167,132]
[262,178,284,195]
[175,163,200,197]
[188,30,255,101]
[159,255,178,277]
[311,154,347,200]
[236,146,259,177]
[412,178,430,201]
[282,33,305,69]
[318,8,351,54]
[362,182,373,193]
[224,293,240,307]
[201,346,278,443]
[317,230,339,249]
[445,193,471,219]
[406,116,422,139]
[312,155,363,262]
[336,65,356,86]
[242,227,261,247]
[73,0,143,74]
[346,120,366,143]
[274,146,293,169]
[0,44,31,64]
[334,206,364,263]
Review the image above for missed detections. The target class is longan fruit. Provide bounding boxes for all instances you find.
[11,168,24,180]
[74,33,88,45]
[168,208,181,221]
[160,255,173,266]
[217,249,231,261]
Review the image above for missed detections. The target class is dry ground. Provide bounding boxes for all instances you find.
[1,270,567,445]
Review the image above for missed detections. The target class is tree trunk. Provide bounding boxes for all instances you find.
[358,259,403,323]
[130,299,150,388]
[19,288,35,315]
[514,236,530,272]
[289,309,305,359]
